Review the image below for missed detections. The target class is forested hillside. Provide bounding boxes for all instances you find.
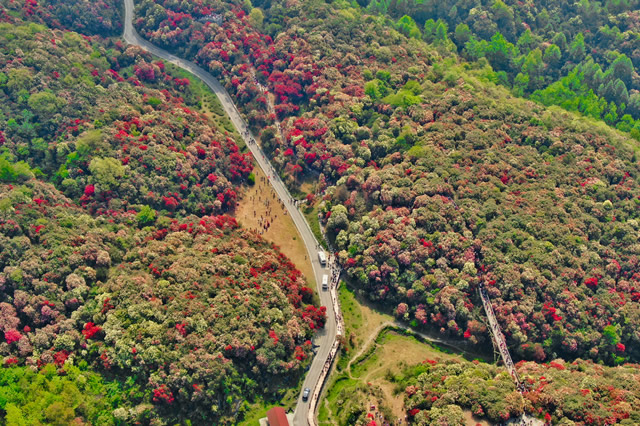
[1,0,122,35]
[371,0,640,139]
[400,357,640,424]
[0,7,323,424]
[2,0,640,423]
[132,0,640,365]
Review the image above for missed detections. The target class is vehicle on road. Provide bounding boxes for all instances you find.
[322,275,329,291]
[318,251,326,266]
[302,387,311,402]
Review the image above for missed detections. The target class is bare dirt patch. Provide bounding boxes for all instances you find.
[236,165,316,287]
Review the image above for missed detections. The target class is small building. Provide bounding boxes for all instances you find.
[266,407,289,426]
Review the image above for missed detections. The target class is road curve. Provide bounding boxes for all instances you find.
[123,1,335,424]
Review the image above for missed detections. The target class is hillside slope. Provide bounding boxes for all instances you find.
[0,10,322,424]
[132,0,640,365]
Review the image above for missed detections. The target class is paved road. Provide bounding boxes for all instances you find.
[123,1,335,424]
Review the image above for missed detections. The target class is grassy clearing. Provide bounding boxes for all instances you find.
[339,284,393,351]
[321,329,454,425]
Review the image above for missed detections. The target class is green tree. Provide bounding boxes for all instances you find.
[516,29,538,53]
[88,157,125,191]
[6,68,33,95]
[136,205,156,226]
[569,32,586,62]
[0,157,35,182]
[396,15,421,39]
[491,0,514,37]
[485,32,518,73]
[603,324,620,345]
[551,32,568,52]
[608,54,633,87]
[27,92,65,118]
[434,20,448,43]
[626,93,640,118]
[424,18,437,42]
[4,403,27,426]
[327,204,349,232]
[454,23,472,48]
[543,44,562,68]
[248,8,264,30]
[521,48,545,91]
[513,72,529,97]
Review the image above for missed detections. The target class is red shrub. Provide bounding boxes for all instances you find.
[82,322,102,339]
[4,329,22,344]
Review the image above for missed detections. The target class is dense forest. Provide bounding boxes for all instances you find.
[0,5,323,424]
[132,0,640,365]
[371,0,640,139]
[2,0,640,423]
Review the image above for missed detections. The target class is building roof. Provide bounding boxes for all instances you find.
[266,406,289,426]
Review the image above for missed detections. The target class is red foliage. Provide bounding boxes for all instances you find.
[302,305,326,329]
[269,329,279,344]
[176,323,188,337]
[4,357,18,366]
[294,345,306,360]
[542,302,562,322]
[84,184,95,196]
[82,322,102,339]
[584,276,599,289]
[134,62,156,81]
[162,196,180,210]
[53,350,69,367]
[4,329,22,344]
[152,384,175,404]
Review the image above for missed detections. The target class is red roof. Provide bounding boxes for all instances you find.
[266,406,289,426]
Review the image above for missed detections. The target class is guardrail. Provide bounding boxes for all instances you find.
[307,271,344,426]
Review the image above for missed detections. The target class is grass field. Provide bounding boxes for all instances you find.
[339,284,392,352]
[303,205,328,250]
[320,284,492,425]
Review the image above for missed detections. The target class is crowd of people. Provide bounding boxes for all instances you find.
[246,174,285,235]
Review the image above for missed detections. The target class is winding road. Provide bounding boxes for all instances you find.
[123,1,335,424]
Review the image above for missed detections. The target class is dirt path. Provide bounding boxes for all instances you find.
[346,322,394,375]
[236,165,316,287]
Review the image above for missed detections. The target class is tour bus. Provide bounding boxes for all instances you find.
[317,251,327,266]
[322,275,329,291]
